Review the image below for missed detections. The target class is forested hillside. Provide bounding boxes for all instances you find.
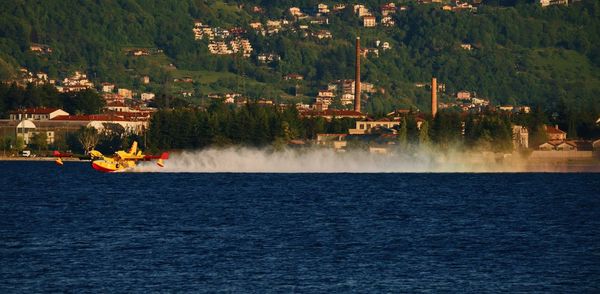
[1,0,599,122]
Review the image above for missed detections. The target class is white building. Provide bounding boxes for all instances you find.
[512,125,529,149]
[354,5,370,17]
[118,88,133,99]
[141,93,155,101]
[101,83,115,93]
[318,3,330,14]
[9,108,69,121]
[349,119,401,135]
[539,0,568,7]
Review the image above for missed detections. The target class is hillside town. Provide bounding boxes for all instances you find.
[1,0,598,162]
[2,67,600,161]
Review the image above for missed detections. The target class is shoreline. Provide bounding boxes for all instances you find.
[0,156,88,162]
[0,153,598,172]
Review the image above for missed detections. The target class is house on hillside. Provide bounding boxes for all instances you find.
[318,3,330,14]
[29,43,52,54]
[130,49,151,56]
[498,106,514,112]
[460,43,473,50]
[341,93,354,106]
[457,91,471,100]
[314,30,333,39]
[118,88,133,99]
[257,53,281,64]
[284,73,304,81]
[539,0,568,7]
[381,16,395,27]
[381,3,397,16]
[315,90,335,108]
[60,71,94,93]
[229,27,247,37]
[361,48,379,57]
[311,17,329,25]
[101,83,115,93]
[230,38,253,57]
[249,22,262,30]
[363,15,376,28]
[545,125,567,141]
[266,20,282,29]
[333,4,346,12]
[354,5,370,17]
[141,93,155,101]
[289,7,304,17]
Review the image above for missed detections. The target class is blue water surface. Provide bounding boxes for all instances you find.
[1,161,599,292]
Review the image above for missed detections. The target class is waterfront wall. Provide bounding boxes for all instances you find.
[530,150,594,159]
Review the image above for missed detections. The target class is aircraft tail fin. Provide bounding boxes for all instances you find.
[156,152,169,167]
[129,141,138,154]
[89,150,104,159]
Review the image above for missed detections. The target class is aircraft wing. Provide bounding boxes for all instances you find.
[116,151,144,161]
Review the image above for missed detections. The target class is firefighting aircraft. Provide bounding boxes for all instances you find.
[54,141,169,172]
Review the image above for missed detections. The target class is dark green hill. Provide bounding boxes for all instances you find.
[1,0,599,120]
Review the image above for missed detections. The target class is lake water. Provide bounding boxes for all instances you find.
[1,161,599,292]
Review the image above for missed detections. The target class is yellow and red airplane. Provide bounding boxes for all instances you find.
[54,141,169,172]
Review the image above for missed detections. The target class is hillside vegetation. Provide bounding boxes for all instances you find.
[1,0,599,122]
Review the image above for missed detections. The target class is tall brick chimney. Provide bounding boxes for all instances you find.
[431,77,437,118]
[354,37,361,113]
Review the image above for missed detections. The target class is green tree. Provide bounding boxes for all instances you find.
[1,136,12,156]
[15,136,25,151]
[96,123,126,154]
[77,127,99,153]
[419,120,430,146]
[431,111,462,148]
[567,117,578,139]
[528,106,549,148]
[406,115,419,145]
[397,117,407,149]
[30,132,48,152]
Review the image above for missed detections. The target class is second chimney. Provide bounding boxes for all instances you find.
[431,77,437,118]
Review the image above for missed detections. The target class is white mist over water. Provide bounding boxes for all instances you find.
[132,147,527,173]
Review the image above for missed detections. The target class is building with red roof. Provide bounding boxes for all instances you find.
[51,114,148,134]
[299,109,366,120]
[545,125,567,141]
